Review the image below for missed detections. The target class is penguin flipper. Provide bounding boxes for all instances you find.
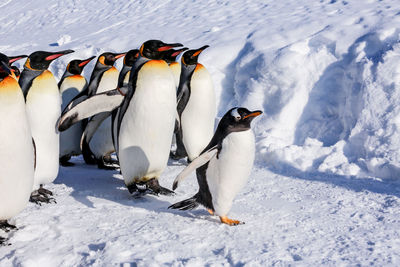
[58,89,124,132]
[172,146,218,190]
[168,196,199,210]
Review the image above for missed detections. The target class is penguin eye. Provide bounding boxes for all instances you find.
[231,109,241,121]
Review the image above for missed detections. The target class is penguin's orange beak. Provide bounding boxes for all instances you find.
[78,56,96,67]
[243,110,262,119]
[9,55,28,64]
[192,45,209,57]
[114,53,126,60]
[45,49,74,61]
[157,43,184,52]
[171,48,188,57]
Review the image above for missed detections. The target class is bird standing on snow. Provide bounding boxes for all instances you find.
[0,53,34,238]
[59,56,95,166]
[169,107,262,225]
[78,52,125,169]
[58,40,183,196]
[19,50,74,204]
[171,46,217,163]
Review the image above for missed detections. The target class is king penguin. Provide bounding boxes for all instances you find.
[58,40,183,196]
[81,52,125,169]
[8,55,28,80]
[169,107,262,225]
[0,53,34,238]
[59,56,95,166]
[19,49,74,203]
[119,49,139,88]
[162,47,188,88]
[171,46,217,162]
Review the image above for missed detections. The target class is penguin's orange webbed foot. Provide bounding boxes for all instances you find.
[207,209,214,215]
[219,216,244,226]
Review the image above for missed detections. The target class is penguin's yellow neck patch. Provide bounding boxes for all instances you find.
[170,62,179,67]
[0,76,21,94]
[195,63,204,72]
[68,74,85,80]
[144,60,168,69]
[139,44,144,57]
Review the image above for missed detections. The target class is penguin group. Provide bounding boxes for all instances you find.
[0,39,262,244]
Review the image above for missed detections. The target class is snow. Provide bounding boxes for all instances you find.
[2,0,400,265]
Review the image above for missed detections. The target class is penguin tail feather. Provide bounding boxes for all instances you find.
[168,197,199,210]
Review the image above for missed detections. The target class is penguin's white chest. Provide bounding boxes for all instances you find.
[181,65,216,161]
[26,70,61,189]
[169,62,181,89]
[119,60,176,185]
[206,130,255,216]
[59,75,87,157]
[0,77,34,220]
[90,67,119,158]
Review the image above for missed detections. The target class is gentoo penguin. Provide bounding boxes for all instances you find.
[80,52,125,169]
[171,46,216,162]
[8,55,28,80]
[169,107,262,225]
[19,49,74,203]
[162,47,188,88]
[0,53,34,237]
[59,56,95,166]
[58,40,183,196]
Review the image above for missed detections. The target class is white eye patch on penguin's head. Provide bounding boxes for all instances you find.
[224,107,263,131]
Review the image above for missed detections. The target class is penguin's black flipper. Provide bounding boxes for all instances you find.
[81,134,97,165]
[168,196,199,210]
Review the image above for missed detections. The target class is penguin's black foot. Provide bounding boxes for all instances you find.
[127,179,175,197]
[29,188,56,205]
[97,156,119,170]
[0,220,17,232]
[169,151,186,160]
[59,155,74,167]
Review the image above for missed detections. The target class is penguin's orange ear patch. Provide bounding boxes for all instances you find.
[99,56,106,65]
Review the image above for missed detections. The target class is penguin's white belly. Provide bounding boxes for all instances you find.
[169,62,181,89]
[89,67,119,158]
[119,60,176,185]
[206,130,255,216]
[26,71,61,189]
[0,77,34,220]
[181,65,216,161]
[123,71,130,87]
[59,76,86,157]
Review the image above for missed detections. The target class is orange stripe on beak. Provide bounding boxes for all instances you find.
[157,46,174,52]
[45,54,64,61]
[243,111,262,119]
[78,56,95,67]
[115,53,126,59]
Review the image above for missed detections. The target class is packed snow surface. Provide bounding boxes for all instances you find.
[2,0,400,265]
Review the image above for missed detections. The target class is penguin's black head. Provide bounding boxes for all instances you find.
[67,56,96,75]
[222,107,262,132]
[97,52,125,67]
[0,53,12,79]
[182,45,209,66]
[25,50,74,71]
[162,47,188,64]
[8,55,28,66]
[123,49,139,67]
[139,40,183,60]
